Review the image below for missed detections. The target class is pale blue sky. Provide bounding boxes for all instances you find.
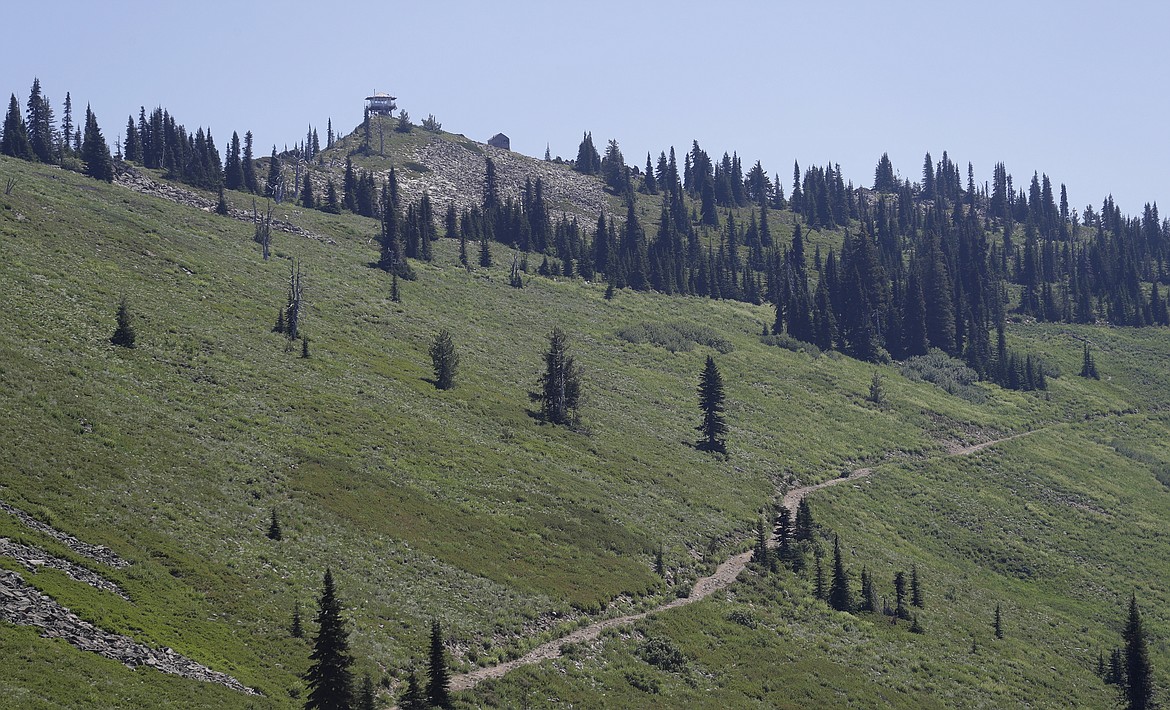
[5,1,1166,214]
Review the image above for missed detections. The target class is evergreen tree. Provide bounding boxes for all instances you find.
[894,571,910,620]
[224,131,244,190]
[828,535,855,612]
[242,130,258,194]
[300,173,315,209]
[123,115,140,163]
[322,180,341,214]
[1124,594,1156,710]
[696,355,727,453]
[357,674,376,710]
[265,146,283,199]
[80,105,113,182]
[60,92,74,156]
[304,569,355,710]
[400,668,427,710]
[482,157,500,211]
[427,619,451,709]
[1080,343,1100,379]
[776,506,793,564]
[291,600,304,638]
[429,329,459,390]
[25,78,55,164]
[859,566,878,613]
[478,232,492,267]
[754,518,770,569]
[574,131,600,174]
[794,498,814,541]
[814,551,827,600]
[994,603,1004,639]
[267,508,282,540]
[535,327,583,426]
[911,564,924,608]
[391,273,401,303]
[110,296,136,348]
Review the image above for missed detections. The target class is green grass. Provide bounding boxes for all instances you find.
[2,147,1168,707]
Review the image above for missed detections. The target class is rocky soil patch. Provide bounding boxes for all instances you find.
[115,166,334,245]
[0,500,129,569]
[0,538,128,599]
[0,569,258,695]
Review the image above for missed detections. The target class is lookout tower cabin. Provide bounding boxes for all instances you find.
[365,91,397,116]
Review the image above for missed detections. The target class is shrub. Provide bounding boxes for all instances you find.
[640,636,687,672]
[900,349,986,403]
[760,333,821,357]
[618,321,733,354]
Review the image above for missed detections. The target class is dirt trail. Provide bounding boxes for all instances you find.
[447,429,1031,693]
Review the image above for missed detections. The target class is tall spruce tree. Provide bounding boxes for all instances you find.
[1124,594,1156,710]
[224,131,244,190]
[242,130,258,194]
[428,329,459,390]
[535,326,583,426]
[696,355,727,453]
[110,296,136,348]
[828,535,855,612]
[427,619,451,709]
[303,568,354,710]
[80,105,113,182]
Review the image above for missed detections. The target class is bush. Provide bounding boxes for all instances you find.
[618,321,733,354]
[900,349,986,403]
[640,636,687,672]
[760,333,821,357]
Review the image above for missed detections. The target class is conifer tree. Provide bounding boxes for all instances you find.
[1080,343,1100,379]
[267,508,282,540]
[291,600,304,638]
[304,569,354,710]
[265,146,282,200]
[25,78,55,164]
[754,518,770,570]
[696,355,727,453]
[60,93,74,156]
[224,131,244,190]
[828,535,855,612]
[80,105,113,182]
[1124,594,1155,710]
[427,619,451,709]
[814,551,827,600]
[859,566,878,613]
[894,571,910,620]
[242,131,258,194]
[478,232,492,268]
[776,506,793,564]
[357,674,376,710]
[994,603,1004,639]
[794,499,814,541]
[401,668,427,710]
[300,173,315,209]
[110,296,136,348]
[535,327,583,426]
[429,329,459,390]
[911,564,924,608]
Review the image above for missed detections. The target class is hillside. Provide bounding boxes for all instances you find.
[2,114,1170,709]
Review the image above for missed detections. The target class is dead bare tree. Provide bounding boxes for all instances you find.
[3,177,14,195]
[285,259,305,344]
[252,198,272,260]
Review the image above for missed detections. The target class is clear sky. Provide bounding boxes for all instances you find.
[5,0,1167,215]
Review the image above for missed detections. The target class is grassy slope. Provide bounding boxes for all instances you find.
[0,150,1166,707]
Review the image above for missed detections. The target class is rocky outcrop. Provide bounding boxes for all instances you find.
[0,500,129,569]
[0,538,128,600]
[0,569,258,695]
[395,136,614,223]
[114,166,335,245]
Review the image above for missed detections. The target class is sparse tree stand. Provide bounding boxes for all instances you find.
[427,619,451,709]
[428,329,459,390]
[696,355,727,453]
[535,327,583,426]
[303,569,355,709]
[110,297,136,348]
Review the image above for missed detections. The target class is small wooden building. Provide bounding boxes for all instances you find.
[488,133,510,150]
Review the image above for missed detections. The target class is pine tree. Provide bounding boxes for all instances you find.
[1124,594,1156,710]
[534,327,583,426]
[894,571,910,620]
[400,668,427,710]
[80,105,113,182]
[224,131,244,190]
[429,329,459,390]
[1080,343,1100,379]
[265,146,282,199]
[859,566,878,613]
[867,371,886,406]
[794,498,814,541]
[776,506,793,564]
[25,78,55,164]
[994,603,1004,639]
[304,569,354,709]
[267,508,282,540]
[300,172,315,209]
[242,131,258,194]
[754,518,770,570]
[110,297,136,348]
[814,551,827,600]
[357,673,376,710]
[478,232,492,267]
[911,564,924,608]
[291,600,304,638]
[696,355,727,453]
[427,619,451,709]
[828,535,855,612]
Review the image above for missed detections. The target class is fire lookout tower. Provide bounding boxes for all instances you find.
[365,91,397,116]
